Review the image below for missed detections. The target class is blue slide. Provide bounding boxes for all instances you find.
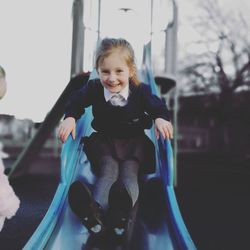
[23,48,196,250]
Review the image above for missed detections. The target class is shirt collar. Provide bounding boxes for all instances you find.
[104,83,129,102]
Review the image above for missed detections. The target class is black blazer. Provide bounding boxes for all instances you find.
[65,78,170,138]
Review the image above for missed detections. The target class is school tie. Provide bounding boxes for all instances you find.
[109,94,127,107]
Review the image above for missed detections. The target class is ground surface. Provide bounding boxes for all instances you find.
[0,155,249,250]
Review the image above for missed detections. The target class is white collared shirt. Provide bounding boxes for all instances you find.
[103,84,129,103]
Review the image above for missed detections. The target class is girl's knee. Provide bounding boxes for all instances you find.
[120,159,139,178]
[99,156,119,178]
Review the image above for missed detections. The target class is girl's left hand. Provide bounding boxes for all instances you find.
[154,118,174,140]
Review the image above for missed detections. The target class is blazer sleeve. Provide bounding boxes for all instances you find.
[64,79,94,120]
[141,84,171,121]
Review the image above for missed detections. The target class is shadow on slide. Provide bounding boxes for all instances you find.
[23,66,196,250]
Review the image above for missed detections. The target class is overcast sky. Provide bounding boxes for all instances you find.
[178,0,250,56]
[0,0,72,122]
[0,0,249,122]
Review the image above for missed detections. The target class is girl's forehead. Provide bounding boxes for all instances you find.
[108,50,127,59]
[100,51,128,65]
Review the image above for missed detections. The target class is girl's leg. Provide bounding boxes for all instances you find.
[107,159,139,237]
[119,159,140,206]
[93,156,119,210]
[68,180,104,234]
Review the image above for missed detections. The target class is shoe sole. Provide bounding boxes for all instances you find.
[68,180,103,232]
[108,183,133,236]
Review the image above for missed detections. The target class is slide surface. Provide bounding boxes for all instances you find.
[23,66,196,250]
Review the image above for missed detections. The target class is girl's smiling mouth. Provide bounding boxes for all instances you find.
[107,83,121,87]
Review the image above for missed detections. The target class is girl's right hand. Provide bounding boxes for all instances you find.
[58,117,76,143]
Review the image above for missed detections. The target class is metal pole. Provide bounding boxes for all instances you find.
[163,0,178,185]
[164,0,177,75]
[97,0,101,44]
[171,0,178,186]
[70,0,84,77]
[145,0,153,67]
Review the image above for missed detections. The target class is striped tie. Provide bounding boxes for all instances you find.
[109,94,127,107]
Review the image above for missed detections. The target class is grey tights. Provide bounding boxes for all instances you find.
[93,156,139,210]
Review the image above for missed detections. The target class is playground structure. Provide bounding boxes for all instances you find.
[7,1,196,249]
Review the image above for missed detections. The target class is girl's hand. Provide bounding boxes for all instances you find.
[154,118,173,140]
[58,117,76,143]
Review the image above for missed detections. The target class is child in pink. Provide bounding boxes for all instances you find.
[0,66,20,231]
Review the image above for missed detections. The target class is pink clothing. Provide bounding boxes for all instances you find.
[0,156,20,231]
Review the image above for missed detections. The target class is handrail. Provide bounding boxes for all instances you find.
[142,43,197,249]
[23,79,93,250]
[8,72,90,178]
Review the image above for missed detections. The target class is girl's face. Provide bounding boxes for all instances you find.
[97,52,132,93]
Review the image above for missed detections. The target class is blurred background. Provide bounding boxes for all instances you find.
[0,0,250,249]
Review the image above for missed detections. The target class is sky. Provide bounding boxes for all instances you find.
[0,0,72,122]
[0,0,249,122]
[177,0,250,57]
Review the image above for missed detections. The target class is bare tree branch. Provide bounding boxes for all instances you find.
[178,0,250,98]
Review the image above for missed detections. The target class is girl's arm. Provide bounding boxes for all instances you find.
[154,118,173,140]
[141,84,173,139]
[64,79,95,120]
[58,117,76,143]
[58,80,95,143]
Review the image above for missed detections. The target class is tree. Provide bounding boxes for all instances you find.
[178,0,250,105]
[178,0,250,153]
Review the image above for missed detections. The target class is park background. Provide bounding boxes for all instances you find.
[0,0,250,249]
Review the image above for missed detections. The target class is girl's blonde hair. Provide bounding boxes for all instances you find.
[95,38,140,85]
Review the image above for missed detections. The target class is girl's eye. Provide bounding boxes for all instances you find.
[101,70,109,74]
[117,69,123,73]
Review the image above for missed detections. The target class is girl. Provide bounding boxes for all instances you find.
[58,38,173,237]
[0,66,20,232]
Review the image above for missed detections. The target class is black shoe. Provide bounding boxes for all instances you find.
[107,182,133,238]
[68,180,104,235]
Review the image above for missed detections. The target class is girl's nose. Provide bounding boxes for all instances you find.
[108,73,116,83]
[109,77,115,83]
